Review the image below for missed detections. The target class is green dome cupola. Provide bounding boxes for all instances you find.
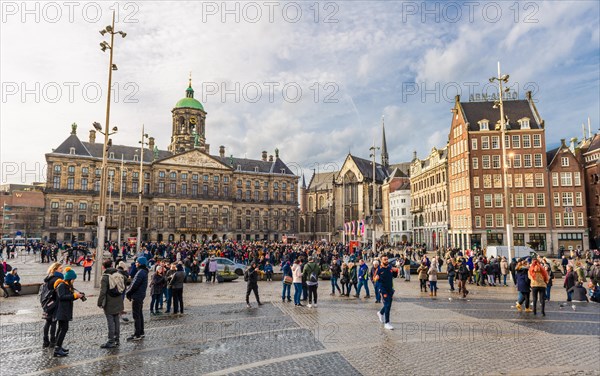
[174,76,204,111]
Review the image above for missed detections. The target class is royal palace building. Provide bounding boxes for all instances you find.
[43,81,299,244]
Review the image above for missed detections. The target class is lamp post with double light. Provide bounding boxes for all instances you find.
[94,12,126,288]
[489,62,513,281]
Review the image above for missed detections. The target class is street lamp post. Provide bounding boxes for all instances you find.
[117,155,124,247]
[137,125,149,254]
[94,11,126,288]
[489,62,514,282]
[370,140,380,252]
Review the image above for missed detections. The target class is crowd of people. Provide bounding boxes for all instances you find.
[2,238,600,356]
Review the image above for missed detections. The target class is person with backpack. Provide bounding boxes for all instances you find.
[281,260,292,302]
[291,259,303,306]
[82,255,93,281]
[302,256,321,308]
[125,257,149,341]
[370,260,381,303]
[515,259,532,312]
[54,269,84,357]
[244,261,262,308]
[97,259,125,348]
[457,258,470,298]
[41,262,63,348]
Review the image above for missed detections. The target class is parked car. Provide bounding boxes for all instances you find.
[388,258,419,275]
[200,257,246,276]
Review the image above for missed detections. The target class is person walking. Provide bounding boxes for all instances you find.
[370,260,381,303]
[428,260,438,297]
[303,256,321,308]
[292,259,303,306]
[340,263,350,296]
[281,260,292,302]
[374,255,396,330]
[245,261,262,308]
[356,259,371,298]
[0,264,9,298]
[170,264,186,315]
[42,262,63,348]
[149,265,166,316]
[348,262,358,297]
[98,259,125,348]
[457,258,469,298]
[330,258,342,296]
[542,258,554,301]
[528,259,549,316]
[515,259,532,312]
[125,257,149,341]
[53,269,84,357]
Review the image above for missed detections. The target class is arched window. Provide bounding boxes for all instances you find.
[308,197,314,211]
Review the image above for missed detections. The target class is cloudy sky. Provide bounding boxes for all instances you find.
[1,1,599,183]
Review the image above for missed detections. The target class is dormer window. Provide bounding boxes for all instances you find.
[254,166,259,172]
[69,147,76,155]
[519,118,530,129]
[109,152,115,159]
[237,165,242,171]
[133,155,139,162]
[280,169,285,174]
[478,119,489,131]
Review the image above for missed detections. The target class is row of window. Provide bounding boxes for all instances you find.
[412,190,447,208]
[551,172,581,187]
[473,173,545,189]
[474,213,547,228]
[391,220,410,232]
[412,171,446,191]
[472,133,542,150]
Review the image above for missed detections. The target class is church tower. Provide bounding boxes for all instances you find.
[169,76,207,153]
[381,116,389,169]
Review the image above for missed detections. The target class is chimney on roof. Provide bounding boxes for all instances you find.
[412,150,417,161]
[570,137,578,153]
[268,155,274,162]
[148,137,155,151]
[219,145,225,158]
[262,151,267,161]
[526,91,532,101]
[89,130,96,143]
[560,139,567,148]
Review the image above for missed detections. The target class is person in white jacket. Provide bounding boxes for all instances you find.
[428,258,438,297]
[291,259,304,306]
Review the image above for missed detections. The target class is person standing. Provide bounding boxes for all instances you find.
[428,260,438,297]
[170,264,186,315]
[98,259,125,348]
[303,256,321,308]
[356,259,371,298]
[340,263,350,296]
[190,260,200,283]
[281,261,292,302]
[348,262,358,297]
[563,265,576,302]
[330,258,341,296]
[370,260,381,303]
[500,257,509,286]
[528,259,549,316]
[164,264,176,314]
[82,255,93,282]
[125,257,148,341]
[209,257,218,284]
[374,255,396,330]
[245,261,262,308]
[403,255,411,282]
[446,258,455,292]
[42,262,63,348]
[0,263,9,298]
[542,258,554,301]
[149,266,166,316]
[515,259,532,312]
[417,262,428,293]
[53,269,84,357]
[292,259,303,306]
[509,258,518,285]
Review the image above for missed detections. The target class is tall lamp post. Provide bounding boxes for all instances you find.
[489,62,514,281]
[370,140,380,251]
[136,126,149,254]
[94,11,126,288]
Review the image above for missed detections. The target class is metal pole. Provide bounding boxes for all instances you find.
[95,11,116,289]
[370,141,379,252]
[117,155,124,246]
[136,125,145,254]
[342,176,345,245]
[497,62,514,281]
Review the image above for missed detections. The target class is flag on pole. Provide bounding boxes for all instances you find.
[351,221,355,236]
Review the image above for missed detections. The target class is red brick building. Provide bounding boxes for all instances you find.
[579,133,600,248]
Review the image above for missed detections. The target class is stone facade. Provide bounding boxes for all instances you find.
[42,83,298,244]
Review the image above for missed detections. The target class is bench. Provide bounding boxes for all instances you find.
[5,282,42,296]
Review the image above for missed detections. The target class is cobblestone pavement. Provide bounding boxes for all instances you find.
[1,256,599,375]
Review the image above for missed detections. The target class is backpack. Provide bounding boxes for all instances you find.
[39,283,56,313]
[107,272,125,297]
[309,272,318,283]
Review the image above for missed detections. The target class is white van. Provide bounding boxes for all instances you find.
[486,246,534,260]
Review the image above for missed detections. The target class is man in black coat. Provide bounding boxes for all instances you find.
[245,262,262,308]
[125,257,148,341]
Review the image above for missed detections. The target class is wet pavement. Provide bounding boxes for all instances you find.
[1,256,599,375]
